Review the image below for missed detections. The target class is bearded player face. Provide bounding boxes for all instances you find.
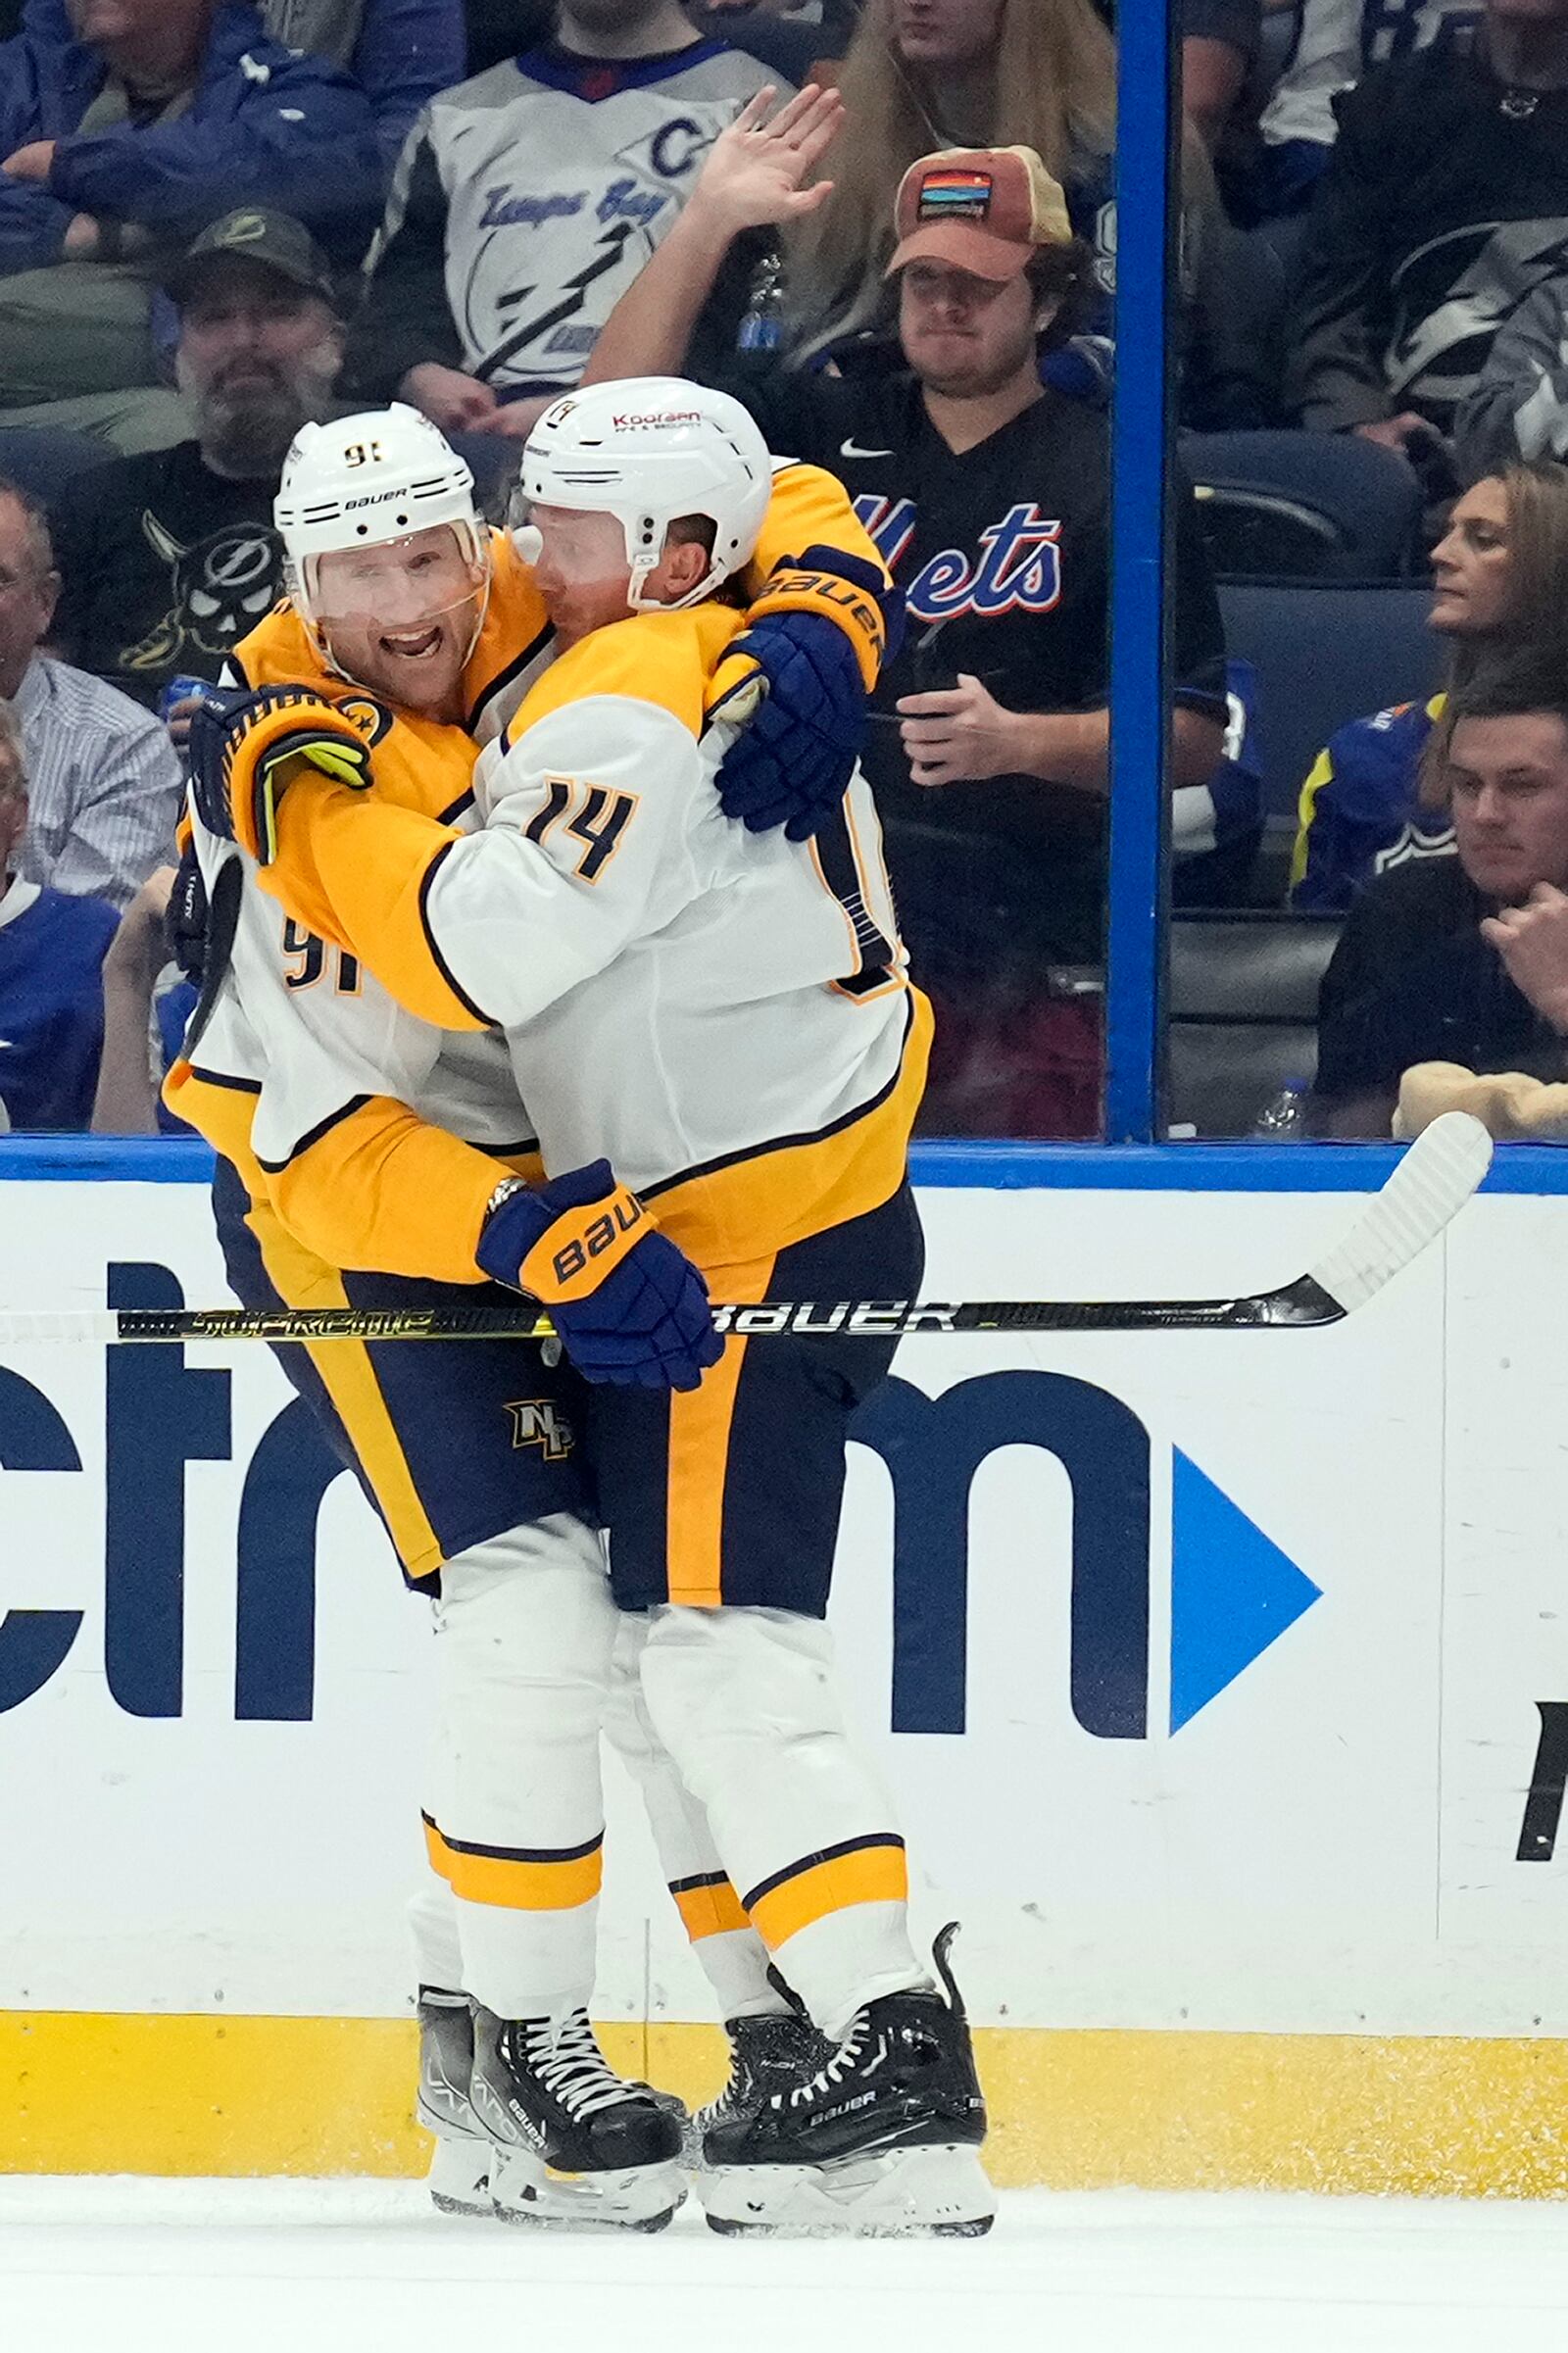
[313,525,486,718]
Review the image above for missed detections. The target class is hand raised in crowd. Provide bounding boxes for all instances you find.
[1481,882,1568,1035]
[2,141,56,180]
[400,362,504,435]
[687,83,845,237]
[897,672,1024,788]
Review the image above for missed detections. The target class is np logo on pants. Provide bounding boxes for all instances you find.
[505,1398,575,1460]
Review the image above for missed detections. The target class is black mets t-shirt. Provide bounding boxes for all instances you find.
[51,441,284,711]
[731,366,1226,968]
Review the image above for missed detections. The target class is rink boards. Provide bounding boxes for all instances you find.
[3,1138,1568,2193]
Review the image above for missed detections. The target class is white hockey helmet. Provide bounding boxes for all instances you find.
[274,403,490,649]
[516,377,771,611]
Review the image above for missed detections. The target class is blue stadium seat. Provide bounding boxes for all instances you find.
[1182,429,1424,580]
[1217,579,1444,826]
[0,426,115,510]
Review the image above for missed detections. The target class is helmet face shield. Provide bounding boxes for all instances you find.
[307,523,488,637]
[300,521,493,714]
[509,496,639,592]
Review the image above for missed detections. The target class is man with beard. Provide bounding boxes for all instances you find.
[50,209,346,715]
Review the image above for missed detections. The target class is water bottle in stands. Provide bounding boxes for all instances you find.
[1252,1080,1310,1139]
[737,250,784,353]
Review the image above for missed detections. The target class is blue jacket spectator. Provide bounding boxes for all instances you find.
[0,0,387,274]
[0,700,118,1132]
[254,0,465,171]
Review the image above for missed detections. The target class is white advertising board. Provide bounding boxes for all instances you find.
[1,1174,1565,2040]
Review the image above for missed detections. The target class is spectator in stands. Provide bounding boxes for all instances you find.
[1176,0,1263,155]
[688,0,858,84]
[0,697,120,1131]
[756,0,1261,424]
[1455,231,1568,472]
[90,857,186,1131]
[1292,460,1568,909]
[1247,0,1475,221]
[254,0,465,168]
[784,0,1120,368]
[588,121,1228,1133]
[1097,0,1263,156]
[1313,674,1568,1137]
[0,474,182,905]
[342,0,783,442]
[0,0,384,451]
[1285,0,1568,467]
[50,210,346,712]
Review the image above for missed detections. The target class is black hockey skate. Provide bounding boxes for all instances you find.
[700,1925,995,2237]
[691,1980,834,2167]
[416,1986,493,2218]
[469,2003,687,2230]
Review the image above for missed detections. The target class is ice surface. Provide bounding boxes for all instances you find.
[4,2179,1568,2353]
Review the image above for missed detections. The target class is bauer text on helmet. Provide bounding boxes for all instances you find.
[273,404,492,719]
[515,378,771,643]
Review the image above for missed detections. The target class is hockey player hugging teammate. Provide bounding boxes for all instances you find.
[173,390,994,2237]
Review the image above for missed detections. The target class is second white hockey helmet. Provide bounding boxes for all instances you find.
[516,378,772,610]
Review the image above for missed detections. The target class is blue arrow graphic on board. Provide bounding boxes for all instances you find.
[1169,1447,1322,1734]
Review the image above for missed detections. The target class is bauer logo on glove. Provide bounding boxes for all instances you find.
[477,1161,721,1392]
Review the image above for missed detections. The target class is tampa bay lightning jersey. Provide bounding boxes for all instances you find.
[1290,692,1456,911]
[0,881,119,1133]
[369,39,779,394]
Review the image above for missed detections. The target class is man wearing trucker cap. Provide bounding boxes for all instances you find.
[584,130,1229,1135]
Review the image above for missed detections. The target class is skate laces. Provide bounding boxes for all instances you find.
[787,2010,872,2107]
[520,2011,637,2124]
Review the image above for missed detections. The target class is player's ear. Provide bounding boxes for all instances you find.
[658,535,711,602]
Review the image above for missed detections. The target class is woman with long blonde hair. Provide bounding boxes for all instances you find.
[787,0,1190,364]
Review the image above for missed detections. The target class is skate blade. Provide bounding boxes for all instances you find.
[424,2132,494,2219]
[490,2146,687,2233]
[701,2141,995,2239]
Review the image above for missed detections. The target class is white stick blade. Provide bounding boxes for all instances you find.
[1306,1111,1493,1316]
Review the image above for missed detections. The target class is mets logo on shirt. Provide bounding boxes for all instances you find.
[917,167,995,221]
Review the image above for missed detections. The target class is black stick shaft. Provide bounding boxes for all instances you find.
[64,1279,1339,1348]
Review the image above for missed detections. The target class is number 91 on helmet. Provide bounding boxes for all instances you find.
[272,402,492,714]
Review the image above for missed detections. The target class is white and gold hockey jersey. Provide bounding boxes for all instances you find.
[227,599,931,1280]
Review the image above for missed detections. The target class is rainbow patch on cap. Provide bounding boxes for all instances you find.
[916,167,994,221]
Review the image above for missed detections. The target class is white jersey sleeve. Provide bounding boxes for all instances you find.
[420,694,709,1029]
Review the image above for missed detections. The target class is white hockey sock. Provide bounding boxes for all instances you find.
[637,1604,928,2038]
[426,1514,616,2020]
[605,1616,785,2020]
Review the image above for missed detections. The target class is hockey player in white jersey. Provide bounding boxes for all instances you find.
[191,385,995,2236]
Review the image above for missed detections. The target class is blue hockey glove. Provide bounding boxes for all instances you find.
[476,1159,723,1393]
[188,682,372,864]
[711,547,903,842]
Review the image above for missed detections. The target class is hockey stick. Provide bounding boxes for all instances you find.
[0,1114,1491,1349]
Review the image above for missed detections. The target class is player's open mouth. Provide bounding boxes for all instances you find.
[380,625,444,659]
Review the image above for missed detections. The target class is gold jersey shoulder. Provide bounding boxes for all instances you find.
[503,600,745,750]
[233,602,479,824]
